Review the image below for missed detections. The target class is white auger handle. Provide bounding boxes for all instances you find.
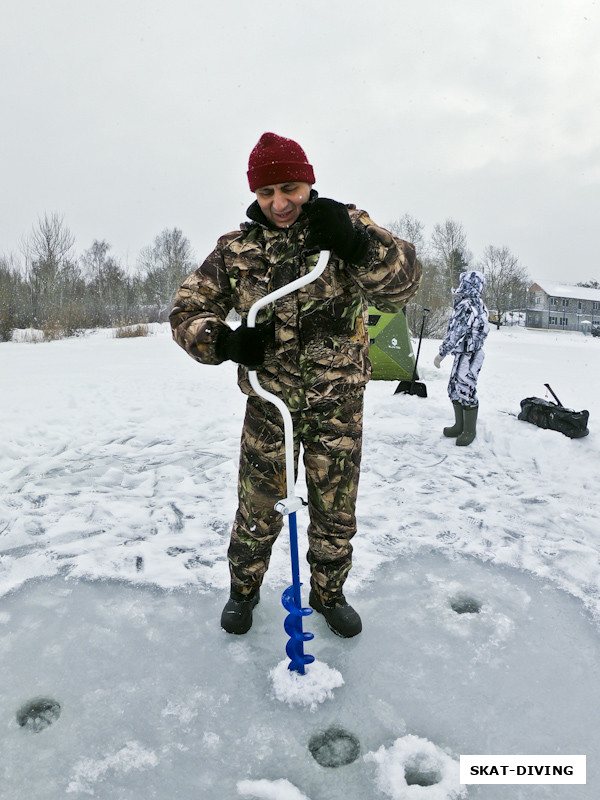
[247,250,330,328]
[247,250,330,506]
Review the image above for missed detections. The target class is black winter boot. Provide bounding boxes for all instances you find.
[309,590,362,638]
[443,401,464,437]
[220,589,260,634]
[456,405,478,446]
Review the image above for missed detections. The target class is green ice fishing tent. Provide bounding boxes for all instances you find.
[367,307,417,381]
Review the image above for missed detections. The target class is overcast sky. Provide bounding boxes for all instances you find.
[2,0,598,285]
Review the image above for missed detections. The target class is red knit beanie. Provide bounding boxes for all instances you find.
[247,132,315,191]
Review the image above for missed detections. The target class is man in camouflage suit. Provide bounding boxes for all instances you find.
[170,132,421,637]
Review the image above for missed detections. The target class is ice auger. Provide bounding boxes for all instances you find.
[246,249,330,674]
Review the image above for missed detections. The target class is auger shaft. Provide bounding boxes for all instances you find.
[246,250,330,673]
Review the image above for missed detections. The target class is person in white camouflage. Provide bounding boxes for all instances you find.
[170,132,421,637]
[434,270,489,446]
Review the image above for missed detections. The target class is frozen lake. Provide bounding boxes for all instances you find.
[1,323,599,797]
[2,552,598,799]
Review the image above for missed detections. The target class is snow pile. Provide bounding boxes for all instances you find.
[238,778,311,799]
[365,735,466,799]
[270,658,344,710]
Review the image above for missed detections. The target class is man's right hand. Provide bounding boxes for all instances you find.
[215,324,266,368]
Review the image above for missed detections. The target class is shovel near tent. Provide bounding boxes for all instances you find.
[394,308,429,398]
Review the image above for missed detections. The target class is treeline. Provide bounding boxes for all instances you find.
[578,280,600,289]
[0,213,196,342]
[387,214,531,336]
[1,211,534,343]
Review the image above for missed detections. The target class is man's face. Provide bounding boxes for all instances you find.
[255,182,312,228]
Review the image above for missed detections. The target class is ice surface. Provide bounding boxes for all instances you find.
[1,323,600,798]
[2,553,599,799]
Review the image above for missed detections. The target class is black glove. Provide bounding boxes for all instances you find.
[215,324,266,368]
[303,198,370,264]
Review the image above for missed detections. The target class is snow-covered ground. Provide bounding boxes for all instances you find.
[1,323,599,799]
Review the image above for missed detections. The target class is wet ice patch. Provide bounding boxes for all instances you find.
[270,658,344,710]
[365,735,465,799]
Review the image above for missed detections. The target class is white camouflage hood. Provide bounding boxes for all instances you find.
[453,270,485,298]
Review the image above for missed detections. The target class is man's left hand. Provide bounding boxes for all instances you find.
[303,198,370,264]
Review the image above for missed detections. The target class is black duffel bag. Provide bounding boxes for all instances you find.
[518,392,589,439]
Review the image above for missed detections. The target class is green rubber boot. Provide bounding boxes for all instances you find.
[456,405,478,446]
[443,401,464,437]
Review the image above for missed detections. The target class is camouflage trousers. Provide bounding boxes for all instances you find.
[448,349,485,406]
[227,392,364,604]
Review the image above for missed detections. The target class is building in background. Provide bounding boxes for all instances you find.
[526,282,600,334]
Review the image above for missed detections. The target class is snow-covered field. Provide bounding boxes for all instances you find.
[1,323,599,799]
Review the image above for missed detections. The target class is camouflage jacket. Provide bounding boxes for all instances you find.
[170,198,421,411]
[439,270,490,358]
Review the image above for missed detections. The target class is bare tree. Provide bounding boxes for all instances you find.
[385,214,463,336]
[385,214,441,334]
[387,213,427,257]
[431,218,472,292]
[22,213,84,331]
[137,228,195,321]
[405,255,452,338]
[480,245,529,328]
[81,240,133,326]
[24,212,75,267]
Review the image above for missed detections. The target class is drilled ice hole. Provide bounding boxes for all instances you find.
[16,697,61,733]
[308,726,360,767]
[404,752,443,786]
[449,593,482,614]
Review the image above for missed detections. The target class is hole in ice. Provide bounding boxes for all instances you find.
[404,753,443,786]
[16,697,61,733]
[308,726,360,767]
[449,593,482,614]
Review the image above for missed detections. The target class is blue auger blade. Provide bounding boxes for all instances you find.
[281,585,313,616]
[281,583,314,674]
[285,638,315,670]
[285,636,315,669]
[286,639,315,672]
[284,613,315,640]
